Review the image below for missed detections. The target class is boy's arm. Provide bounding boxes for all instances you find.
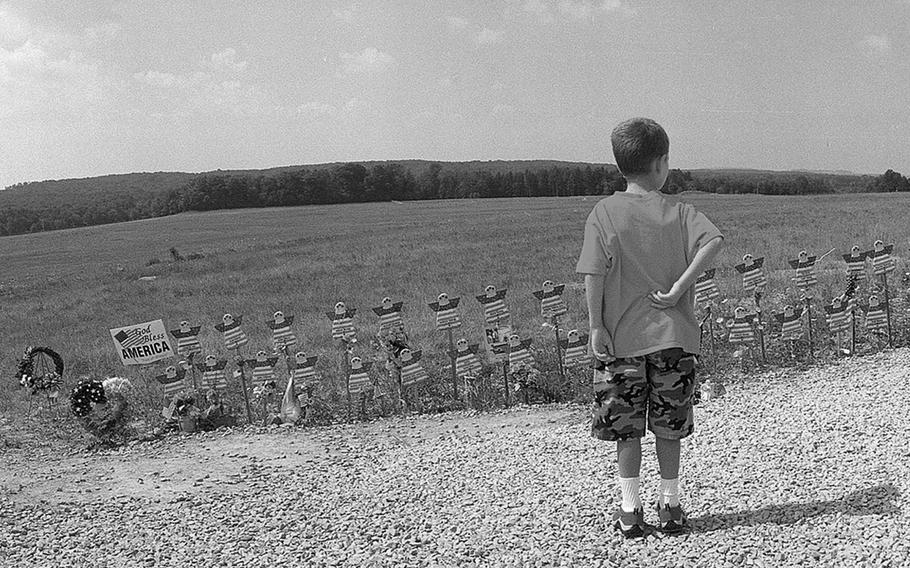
[584,274,614,360]
[649,236,724,309]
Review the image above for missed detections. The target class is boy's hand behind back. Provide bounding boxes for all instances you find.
[649,286,684,310]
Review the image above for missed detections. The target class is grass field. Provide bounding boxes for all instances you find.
[2,193,909,432]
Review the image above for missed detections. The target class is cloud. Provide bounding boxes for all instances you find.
[297,101,336,118]
[492,103,517,117]
[0,5,116,118]
[208,47,247,73]
[446,16,469,30]
[339,47,395,75]
[133,70,177,88]
[296,98,368,120]
[523,0,633,22]
[332,5,357,21]
[0,5,32,47]
[476,28,503,45]
[132,46,262,116]
[84,21,122,43]
[522,0,555,23]
[858,35,890,57]
[133,65,263,116]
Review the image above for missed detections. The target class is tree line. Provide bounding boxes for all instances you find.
[1,162,907,237]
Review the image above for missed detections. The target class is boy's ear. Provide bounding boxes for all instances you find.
[651,154,669,174]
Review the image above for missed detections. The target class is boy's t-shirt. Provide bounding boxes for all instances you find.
[576,191,723,358]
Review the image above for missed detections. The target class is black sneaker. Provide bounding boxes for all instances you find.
[612,506,646,539]
[655,502,689,534]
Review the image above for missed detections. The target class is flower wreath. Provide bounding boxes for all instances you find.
[16,346,65,395]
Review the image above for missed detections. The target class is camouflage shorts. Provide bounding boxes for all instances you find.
[591,348,697,442]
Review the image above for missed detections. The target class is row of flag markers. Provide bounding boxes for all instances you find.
[150,280,583,419]
[149,240,902,412]
[694,240,900,363]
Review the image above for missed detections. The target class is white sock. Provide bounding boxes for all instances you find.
[659,477,680,507]
[619,477,641,512]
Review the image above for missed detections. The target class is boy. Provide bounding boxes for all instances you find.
[576,118,723,538]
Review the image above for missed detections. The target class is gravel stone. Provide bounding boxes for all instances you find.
[2,349,910,567]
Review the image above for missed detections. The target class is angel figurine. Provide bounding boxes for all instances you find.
[507,333,535,372]
[155,365,187,397]
[866,240,896,276]
[842,245,867,282]
[348,356,373,394]
[694,268,721,306]
[773,304,804,341]
[169,321,202,358]
[532,280,568,318]
[399,349,429,387]
[267,311,297,350]
[787,250,818,290]
[861,295,888,333]
[245,350,279,389]
[196,355,228,391]
[727,307,758,345]
[449,338,483,378]
[428,293,462,331]
[372,297,405,333]
[824,295,853,335]
[476,285,510,325]
[326,302,356,339]
[733,254,768,293]
[214,314,248,350]
[292,351,318,382]
[559,329,589,368]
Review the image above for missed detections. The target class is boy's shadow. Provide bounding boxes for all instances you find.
[688,484,900,533]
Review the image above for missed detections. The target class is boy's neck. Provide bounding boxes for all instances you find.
[624,180,660,195]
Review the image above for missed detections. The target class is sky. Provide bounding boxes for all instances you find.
[1,0,909,188]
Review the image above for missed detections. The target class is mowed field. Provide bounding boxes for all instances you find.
[1,193,909,419]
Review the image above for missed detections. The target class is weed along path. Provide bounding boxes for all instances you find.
[3,350,910,567]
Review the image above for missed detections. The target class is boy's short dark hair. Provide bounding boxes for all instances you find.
[611,118,670,176]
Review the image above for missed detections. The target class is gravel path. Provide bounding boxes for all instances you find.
[2,349,910,567]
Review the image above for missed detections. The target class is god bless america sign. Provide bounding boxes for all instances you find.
[110,319,175,365]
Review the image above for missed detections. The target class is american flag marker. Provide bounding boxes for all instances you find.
[733,254,768,294]
[429,293,463,400]
[532,280,571,380]
[694,269,721,306]
[195,355,228,392]
[787,250,818,290]
[213,314,252,423]
[449,339,482,379]
[476,285,511,325]
[825,295,853,354]
[842,246,868,282]
[327,302,357,340]
[773,305,805,359]
[532,280,568,318]
[371,297,405,334]
[267,311,297,351]
[154,365,187,414]
[865,241,897,347]
[399,349,429,388]
[559,329,589,369]
[245,350,280,422]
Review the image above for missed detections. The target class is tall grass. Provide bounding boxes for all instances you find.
[1,194,908,440]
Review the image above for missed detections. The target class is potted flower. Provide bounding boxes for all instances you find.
[173,393,201,433]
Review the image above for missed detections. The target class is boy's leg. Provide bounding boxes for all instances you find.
[646,348,696,532]
[591,356,648,536]
[655,436,681,506]
[617,438,642,512]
